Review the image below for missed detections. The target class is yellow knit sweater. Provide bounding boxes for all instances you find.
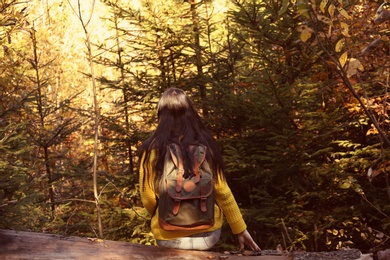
[139,149,247,240]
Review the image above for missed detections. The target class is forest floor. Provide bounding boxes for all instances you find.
[0,229,370,260]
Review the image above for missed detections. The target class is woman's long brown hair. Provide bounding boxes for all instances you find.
[138,87,224,190]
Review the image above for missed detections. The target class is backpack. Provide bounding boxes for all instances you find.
[158,143,215,231]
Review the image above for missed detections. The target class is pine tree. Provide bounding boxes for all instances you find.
[0,0,43,229]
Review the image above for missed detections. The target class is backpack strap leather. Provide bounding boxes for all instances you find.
[190,145,207,184]
[191,145,208,212]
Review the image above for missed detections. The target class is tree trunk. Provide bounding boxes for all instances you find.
[75,0,103,239]
[189,0,207,115]
[114,11,134,176]
[31,29,55,219]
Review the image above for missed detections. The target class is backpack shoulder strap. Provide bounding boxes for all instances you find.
[189,145,207,183]
[168,143,184,193]
[168,143,185,215]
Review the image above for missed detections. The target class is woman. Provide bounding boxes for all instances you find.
[138,87,260,251]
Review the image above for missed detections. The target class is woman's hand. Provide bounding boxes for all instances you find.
[237,229,261,252]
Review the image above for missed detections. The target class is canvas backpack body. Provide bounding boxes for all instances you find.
[158,143,215,231]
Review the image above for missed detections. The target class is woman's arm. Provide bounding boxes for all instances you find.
[214,174,247,234]
[214,173,261,252]
[139,151,157,216]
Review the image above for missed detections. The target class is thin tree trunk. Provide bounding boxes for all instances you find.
[85,22,104,241]
[189,0,207,114]
[154,11,167,88]
[114,11,134,176]
[31,29,55,219]
[88,30,103,238]
[71,0,103,238]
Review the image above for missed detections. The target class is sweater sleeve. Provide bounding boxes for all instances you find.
[139,150,157,216]
[214,173,247,234]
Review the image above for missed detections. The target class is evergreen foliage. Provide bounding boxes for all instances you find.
[1,0,390,253]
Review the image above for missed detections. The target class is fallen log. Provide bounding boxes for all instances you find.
[0,229,286,260]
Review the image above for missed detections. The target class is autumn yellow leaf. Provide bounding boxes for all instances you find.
[278,0,289,16]
[341,22,350,37]
[340,182,351,189]
[87,237,104,243]
[338,7,352,20]
[339,51,348,68]
[300,28,312,42]
[335,39,344,52]
[320,0,328,13]
[367,127,379,135]
[297,0,309,18]
[328,4,335,18]
[346,58,364,77]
